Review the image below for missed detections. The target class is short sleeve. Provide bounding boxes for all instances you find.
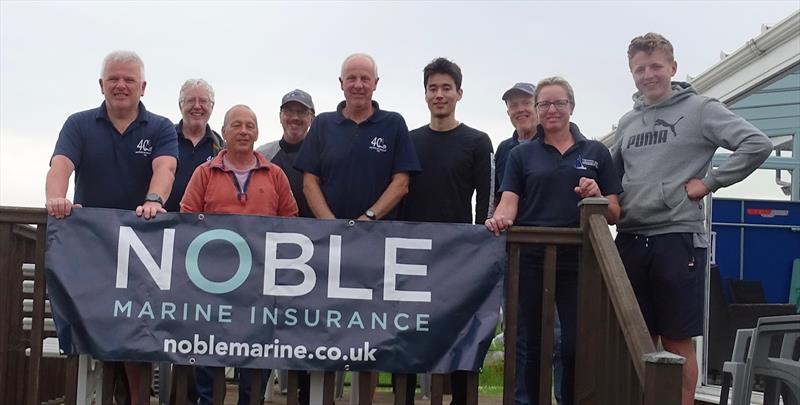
[294,120,323,175]
[52,114,84,167]
[391,115,421,174]
[152,118,179,160]
[596,144,624,196]
[499,147,524,195]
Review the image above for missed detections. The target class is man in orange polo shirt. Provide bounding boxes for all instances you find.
[181,104,297,217]
[180,104,297,404]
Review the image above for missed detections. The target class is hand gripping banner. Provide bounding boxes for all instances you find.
[45,208,506,372]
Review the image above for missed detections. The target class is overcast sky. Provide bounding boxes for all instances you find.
[1,1,797,208]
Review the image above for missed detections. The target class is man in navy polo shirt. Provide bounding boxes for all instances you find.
[295,53,420,221]
[45,50,178,405]
[165,78,223,212]
[294,53,420,402]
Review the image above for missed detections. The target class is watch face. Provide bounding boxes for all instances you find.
[366,210,376,219]
[146,193,162,203]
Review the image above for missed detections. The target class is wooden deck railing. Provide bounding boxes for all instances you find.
[0,201,683,405]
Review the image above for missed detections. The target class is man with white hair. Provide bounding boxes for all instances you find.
[295,53,420,221]
[294,53,420,403]
[164,78,223,212]
[45,50,178,405]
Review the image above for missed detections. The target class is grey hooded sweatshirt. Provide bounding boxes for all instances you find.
[612,82,771,236]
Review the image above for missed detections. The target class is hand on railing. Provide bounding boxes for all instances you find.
[573,177,601,198]
[484,216,513,236]
[46,198,81,219]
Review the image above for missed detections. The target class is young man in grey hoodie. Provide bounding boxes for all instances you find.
[612,33,772,405]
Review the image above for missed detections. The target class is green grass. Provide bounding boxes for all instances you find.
[356,368,506,397]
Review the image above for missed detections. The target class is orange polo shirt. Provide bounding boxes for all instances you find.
[180,149,298,217]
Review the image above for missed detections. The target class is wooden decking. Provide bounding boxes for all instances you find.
[158,384,505,404]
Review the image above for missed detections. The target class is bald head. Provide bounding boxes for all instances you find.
[340,53,378,79]
[222,104,259,153]
[223,104,257,127]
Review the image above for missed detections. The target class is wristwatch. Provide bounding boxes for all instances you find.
[365,209,377,220]
[144,193,163,206]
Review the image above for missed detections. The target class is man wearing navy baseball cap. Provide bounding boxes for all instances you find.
[258,88,316,218]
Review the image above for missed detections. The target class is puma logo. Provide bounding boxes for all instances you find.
[655,116,684,137]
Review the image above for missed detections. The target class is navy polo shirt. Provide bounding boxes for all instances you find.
[52,102,178,210]
[500,123,622,227]
[165,121,220,212]
[495,130,527,195]
[294,101,421,219]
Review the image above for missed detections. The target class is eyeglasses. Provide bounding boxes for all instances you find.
[535,100,570,112]
[507,99,534,110]
[181,97,213,107]
[281,108,311,117]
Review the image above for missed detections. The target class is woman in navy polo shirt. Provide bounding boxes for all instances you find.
[486,76,622,405]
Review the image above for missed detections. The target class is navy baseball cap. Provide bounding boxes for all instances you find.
[281,89,314,111]
[502,82,536,101]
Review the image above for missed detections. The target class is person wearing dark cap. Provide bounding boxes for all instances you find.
[492,82,539,405]
[493,82,538,210]
[257,89,316,218]
[256,90,316,404]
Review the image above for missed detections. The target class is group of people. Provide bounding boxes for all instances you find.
[45,31,771,405]
[485,33,771,405]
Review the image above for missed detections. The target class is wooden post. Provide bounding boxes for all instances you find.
[169,365,189,405]
[642,351,684,405]
[100,361,116,405]
[575,198,608,404]
[465,371,479,405]
[538,245,557,405]
[25,226,47,405]
[212,367,226,405]
[430,373,444,405]
[357,372,373,405]
[287,370,300,405]
[64,356,78,405]
[502,243,521,405]
[250,369,264,405]
[323,371,336,405]
[0,223,23,405]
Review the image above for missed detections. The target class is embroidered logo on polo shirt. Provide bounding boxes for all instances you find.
[574,154,598,170]
[369,137,387,153]
[136,139,153,156]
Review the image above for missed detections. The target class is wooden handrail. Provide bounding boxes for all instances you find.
[506,226,583,245]
[0,206,48,225]
[587,214,655,384]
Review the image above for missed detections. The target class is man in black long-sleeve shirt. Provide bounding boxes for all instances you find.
[398,57,493,404]
[400,58,493,225]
